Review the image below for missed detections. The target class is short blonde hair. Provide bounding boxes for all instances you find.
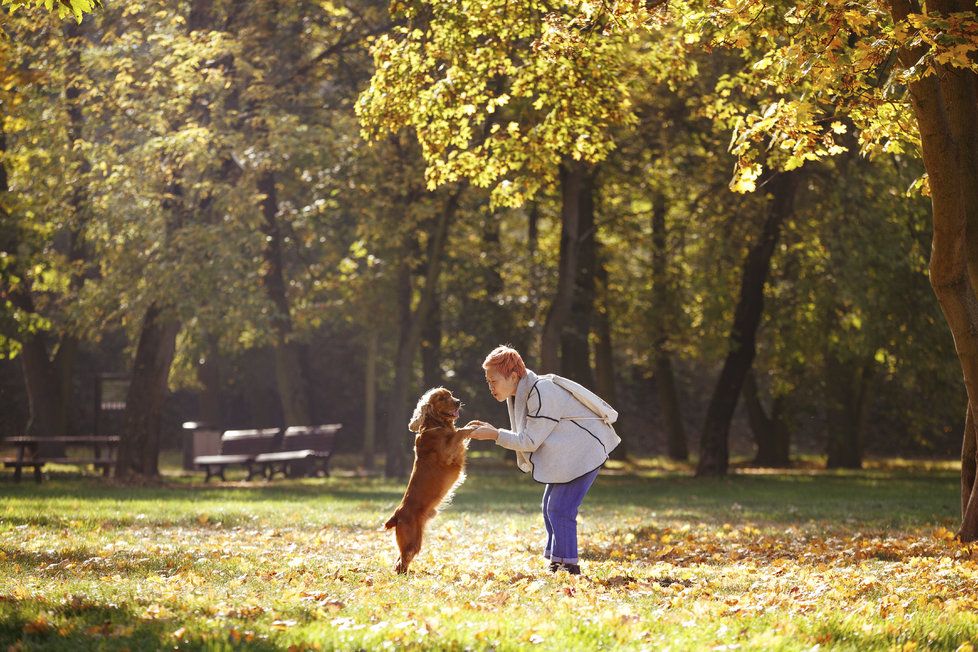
[482,345,527,379]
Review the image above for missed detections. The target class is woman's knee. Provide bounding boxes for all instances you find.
[545,500,579,523]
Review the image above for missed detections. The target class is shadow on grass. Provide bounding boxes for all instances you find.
[0,544,199,578]
[0,596,280,652]
[0,467,961,530]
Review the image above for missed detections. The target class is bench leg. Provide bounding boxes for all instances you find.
[13,464,22,483]
[33,464,43,483]
[245,464,260,482]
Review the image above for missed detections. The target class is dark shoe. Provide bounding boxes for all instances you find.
[548,561,581,575]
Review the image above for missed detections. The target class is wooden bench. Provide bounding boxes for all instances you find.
[2,436,119,483]
[193,428,281,482]
[255,424,341,479]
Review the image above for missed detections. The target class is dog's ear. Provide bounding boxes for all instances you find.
[408,390,434,432]
[408,409,424,433]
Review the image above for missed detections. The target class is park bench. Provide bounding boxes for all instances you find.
[254,424,342,479]
[2,436,119,483]
[193,428,281,482]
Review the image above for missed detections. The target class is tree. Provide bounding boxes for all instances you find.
[0,8,91,454]
[688,0,978,535]
[3,0,101,21]
[697,170,801,475]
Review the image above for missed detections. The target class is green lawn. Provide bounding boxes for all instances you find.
[1,456,976,650]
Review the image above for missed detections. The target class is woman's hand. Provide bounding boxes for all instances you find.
[469,425,499,441]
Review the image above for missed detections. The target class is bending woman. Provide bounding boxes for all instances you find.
[469,345,620,575]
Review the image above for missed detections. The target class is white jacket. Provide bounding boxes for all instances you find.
[495,369,621,483]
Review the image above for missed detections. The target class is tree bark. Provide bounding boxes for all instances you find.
[54,18,92,436]
[527,202,542,331]
[887,0,978,539]
[561,165,597,387]
[421,293,442,389]
[594,250,626,459]
[697,171,799,476]
[385,186,464,478]
[541,161,595,376]
[825,357,874,469]
[257,169,312,427]
[19,335,67,456]
[363,327,378,470]
[116,303,180,478]
[743,369,790,467]
[196,336,223,428]
[0,124,66,455]
[650,191,688,461]
[657,355,687,461]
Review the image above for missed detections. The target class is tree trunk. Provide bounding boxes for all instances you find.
[196,337,223,428]
[541,161,594,375]
[825,357,874,469]
[19,335,67,456]
[421,293,442,389]
[561,165,597,387]
[385,187,464,477]
[527,202,542,340]
[657,355,687,461]
[1,99,67,455]
[594,250,626,459]
[650,191,688,461]
[960,406,978,535]
[116,303,180,479]
[480,208,509,355]
[743,369,790,467]
[697,171,800,476]
[55,18,91,436]
[363,328,378,470]
[257,169,312,427]
[887,0,978,540]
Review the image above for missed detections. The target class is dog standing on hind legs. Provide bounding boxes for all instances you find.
[385,387,477,574]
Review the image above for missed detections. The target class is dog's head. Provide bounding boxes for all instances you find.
[408,387,462,433]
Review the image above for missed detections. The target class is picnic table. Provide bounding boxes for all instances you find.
[2,436,120,483]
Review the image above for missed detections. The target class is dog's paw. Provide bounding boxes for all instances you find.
[394,560,408,574]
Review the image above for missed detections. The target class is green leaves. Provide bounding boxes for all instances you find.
[2,0,102,22]
[358,0,640,207]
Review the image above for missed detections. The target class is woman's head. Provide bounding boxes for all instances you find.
[482,345,526,402]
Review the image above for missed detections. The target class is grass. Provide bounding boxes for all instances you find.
[1,454,976,650]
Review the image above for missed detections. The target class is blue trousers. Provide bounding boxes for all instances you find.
[541,467,600,564]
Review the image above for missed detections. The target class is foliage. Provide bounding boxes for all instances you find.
[1,0,100,22]
[681,1,978,188]
[0,9,79,358]
[357,0,652,207]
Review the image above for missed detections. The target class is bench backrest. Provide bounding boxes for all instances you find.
[281,424,341,452]
[220,428,281,456]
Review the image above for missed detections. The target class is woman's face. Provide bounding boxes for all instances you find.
[485,366,519,402]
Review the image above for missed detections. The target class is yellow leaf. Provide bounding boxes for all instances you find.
[23,615,51,635]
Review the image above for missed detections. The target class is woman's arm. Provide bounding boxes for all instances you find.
[493,418,559,452]
[486,381,560,452]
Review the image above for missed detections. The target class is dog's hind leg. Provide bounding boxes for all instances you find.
[394,516,424,574]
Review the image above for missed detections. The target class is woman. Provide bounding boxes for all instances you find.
[469,345,620,575]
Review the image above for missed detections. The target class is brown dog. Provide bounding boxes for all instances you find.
[385,387,475,573]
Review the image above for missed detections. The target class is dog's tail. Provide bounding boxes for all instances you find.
[384,509,400,529]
